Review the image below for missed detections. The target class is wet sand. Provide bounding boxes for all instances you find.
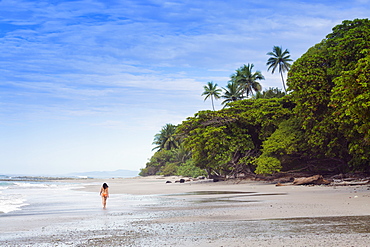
[1,176,370,246]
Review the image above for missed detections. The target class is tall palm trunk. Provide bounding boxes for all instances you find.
[211,96,215,111]
[280,70,287,93]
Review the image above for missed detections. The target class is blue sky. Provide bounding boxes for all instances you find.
[1,0,369,175]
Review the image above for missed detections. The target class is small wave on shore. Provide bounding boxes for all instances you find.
[0,181,29,214]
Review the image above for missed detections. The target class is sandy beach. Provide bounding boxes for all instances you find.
[1,176,370,246]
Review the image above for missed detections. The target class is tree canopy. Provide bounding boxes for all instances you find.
[141,19,370,178]
[288,18,370,170]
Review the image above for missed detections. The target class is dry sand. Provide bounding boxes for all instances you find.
[1,176,370,246]
[82,176,370,220]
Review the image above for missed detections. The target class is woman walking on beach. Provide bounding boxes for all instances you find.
[100,183,109,209]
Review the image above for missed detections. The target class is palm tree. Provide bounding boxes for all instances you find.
[221,81,243,106]
[202,81,222,111]
[174,143,192,163]
[230,64,264,98]
[266,46,293,93]
[152,124,179,151]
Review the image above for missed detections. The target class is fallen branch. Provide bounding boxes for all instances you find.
[332,180,370,186]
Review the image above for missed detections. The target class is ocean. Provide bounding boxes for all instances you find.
[0,175,161,226]
[0,175,161,245]
[0,176,91,215]
[0,180,30,214]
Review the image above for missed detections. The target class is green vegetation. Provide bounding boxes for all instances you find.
[255,87,285,99]
[288,18,370,171]
[152,123,179,151]
[140,19,370,177]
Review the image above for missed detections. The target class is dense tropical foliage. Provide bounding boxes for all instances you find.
[287,18,370,171]
[140,19,370,178]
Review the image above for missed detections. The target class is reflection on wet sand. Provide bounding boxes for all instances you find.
[164,190,287,203]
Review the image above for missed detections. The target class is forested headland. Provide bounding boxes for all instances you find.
[140,18,370,178]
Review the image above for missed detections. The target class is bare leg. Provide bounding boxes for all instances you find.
[102,196,107,209]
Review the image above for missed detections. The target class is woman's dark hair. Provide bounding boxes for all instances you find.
[102,183,109,189]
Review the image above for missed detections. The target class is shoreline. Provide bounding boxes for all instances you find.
[1,176,370,246]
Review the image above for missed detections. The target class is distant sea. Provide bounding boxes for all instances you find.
[68,169,139,178]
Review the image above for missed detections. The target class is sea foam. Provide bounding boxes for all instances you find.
[0,183,29,214]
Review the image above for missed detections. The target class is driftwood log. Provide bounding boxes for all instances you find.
[292,175,330,185]
[332,180,370,186]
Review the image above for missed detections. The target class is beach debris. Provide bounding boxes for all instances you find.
[209,175,225,182]
[276,175,370,187]
[331,180,369,186]
[275,182,288,186]
[175,178,186,183]
[292,175,330,185]
[166,181,172,183]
